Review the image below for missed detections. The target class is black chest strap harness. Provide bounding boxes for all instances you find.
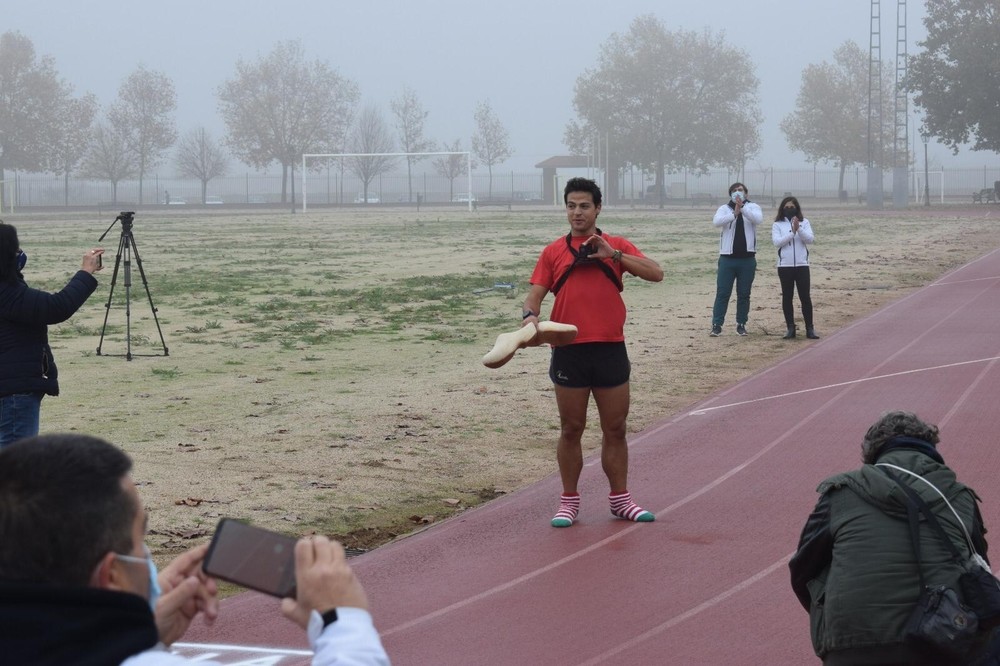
[551,229,623,296]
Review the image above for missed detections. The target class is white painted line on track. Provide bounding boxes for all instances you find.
[575,553,794,665]
[687,355,1000,416]
[172,642,312,656]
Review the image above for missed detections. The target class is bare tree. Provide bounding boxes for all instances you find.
[108,66,177,204]
[347,104,396,203]
[781,41,897,195]
[79,120,137,203]
[175,128,228,203]
[567,16,761,206]
[390,87,434,202]
[218,40,359,205]
[51,93,98,205]
[432,139,475,201]
[471,100,512,200]
[0,31,76,177]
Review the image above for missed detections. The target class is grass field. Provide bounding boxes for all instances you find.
[9,201,997,559]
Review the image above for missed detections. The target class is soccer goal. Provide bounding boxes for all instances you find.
[301,152,473,211]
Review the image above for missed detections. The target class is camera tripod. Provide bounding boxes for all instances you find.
[96,211,168,360]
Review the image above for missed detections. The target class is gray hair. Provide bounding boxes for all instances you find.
[861,410,940,464]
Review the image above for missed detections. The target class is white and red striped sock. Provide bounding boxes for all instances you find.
[609,491,654,522]
[551,493,581,528]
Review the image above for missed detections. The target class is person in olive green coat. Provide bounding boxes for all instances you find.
[790,411,997,665]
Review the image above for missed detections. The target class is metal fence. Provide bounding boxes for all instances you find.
[2,165,998,210]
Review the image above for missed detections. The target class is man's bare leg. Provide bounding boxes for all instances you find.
[551,385,590,526]
[594,383,653,522]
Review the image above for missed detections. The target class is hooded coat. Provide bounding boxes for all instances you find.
[789,440,991,664]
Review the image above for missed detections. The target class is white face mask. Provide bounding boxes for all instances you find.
[115,546,161,611]
[731,191,745,203]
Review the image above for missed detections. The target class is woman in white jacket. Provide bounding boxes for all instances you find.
[772,196,818,340]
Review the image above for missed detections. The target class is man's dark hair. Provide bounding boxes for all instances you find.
[0,222,20,285]
[564,177,602,206]
[0,434,136,586]
[728,182,748,196]
[861,411,941,464]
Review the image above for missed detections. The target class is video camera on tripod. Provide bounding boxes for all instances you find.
[96,211,168,360]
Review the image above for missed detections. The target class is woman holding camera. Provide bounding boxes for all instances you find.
[0,222,103,447]
[772,196,818,340]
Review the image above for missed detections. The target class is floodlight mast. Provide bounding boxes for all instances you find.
[301,151,473,211]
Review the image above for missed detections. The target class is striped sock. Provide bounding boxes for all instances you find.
[551,493,581,528]
[609,491,654,522]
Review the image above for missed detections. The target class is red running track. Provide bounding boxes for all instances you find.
[180,248,1000,664]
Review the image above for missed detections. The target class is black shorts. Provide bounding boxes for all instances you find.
[549,342,631,389]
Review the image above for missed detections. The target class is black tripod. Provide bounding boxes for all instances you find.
[96,211,168,360]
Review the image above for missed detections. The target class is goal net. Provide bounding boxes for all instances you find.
[301,151,473,211]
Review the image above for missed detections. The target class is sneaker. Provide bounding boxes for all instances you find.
[736,324,748,336]
[710,325,722,337]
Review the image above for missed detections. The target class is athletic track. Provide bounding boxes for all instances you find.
[180,246,1000,664]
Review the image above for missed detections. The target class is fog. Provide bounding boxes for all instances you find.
[4,0,986,173]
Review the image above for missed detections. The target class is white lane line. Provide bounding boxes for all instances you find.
[687,356,1000,416]
[172,642,312,656]
[576,553,794,666]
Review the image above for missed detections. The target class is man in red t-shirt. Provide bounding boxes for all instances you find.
[522,178,663,527]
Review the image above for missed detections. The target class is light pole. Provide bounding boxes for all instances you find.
[922,134,930,207]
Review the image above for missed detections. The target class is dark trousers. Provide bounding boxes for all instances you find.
[712,255,756,327]
[778,265,813,330]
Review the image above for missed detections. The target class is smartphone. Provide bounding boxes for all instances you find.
[203,518,298,598]
[97,253,102,268]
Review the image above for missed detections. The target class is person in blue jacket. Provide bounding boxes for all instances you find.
[0,222,104,447]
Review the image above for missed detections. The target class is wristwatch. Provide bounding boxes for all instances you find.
[321,608,338,627]
[522,310,537,319]
[611,250,623,263]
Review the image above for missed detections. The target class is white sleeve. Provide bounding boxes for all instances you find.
[798,219,815,244]
[741,202,764,226]
[308,607,391,666]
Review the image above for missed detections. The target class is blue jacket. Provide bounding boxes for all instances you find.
[0,271,97,397]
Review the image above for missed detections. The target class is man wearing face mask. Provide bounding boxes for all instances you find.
[709,183,763,337]
[0,433,390,665]
[0,222,104,448]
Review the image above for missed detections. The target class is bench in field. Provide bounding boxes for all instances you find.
[973,188,997,204]
[472,199,512,211]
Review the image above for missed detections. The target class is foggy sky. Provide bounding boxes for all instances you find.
[6,1,984,174]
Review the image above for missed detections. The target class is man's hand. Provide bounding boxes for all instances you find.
[585,234,612,259]
[281,535,369,630]
[154,543,219,646]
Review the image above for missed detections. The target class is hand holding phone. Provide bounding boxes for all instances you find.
[202,518,298,598]
[279,534,370,630]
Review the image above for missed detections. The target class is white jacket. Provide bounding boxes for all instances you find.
[771,218,814,267]
[121,608,390,666]
[713,201,763,255]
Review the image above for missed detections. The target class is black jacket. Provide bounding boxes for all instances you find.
[0,582,158,665]
[0,270,97,397]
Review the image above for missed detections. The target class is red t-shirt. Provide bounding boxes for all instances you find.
[529,233,644,343]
